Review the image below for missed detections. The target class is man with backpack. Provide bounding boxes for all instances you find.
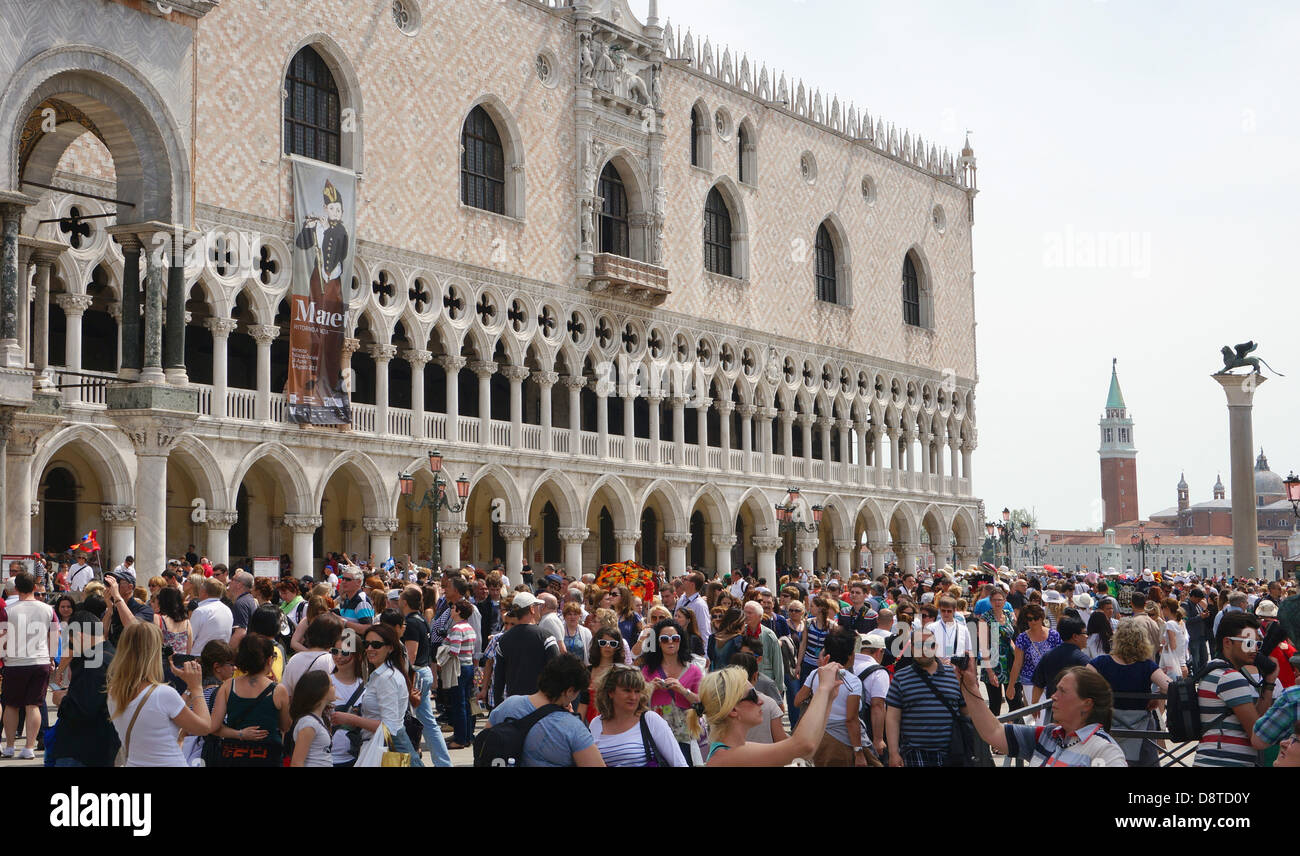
[1191,611,1278,767]
[856,631,892,762]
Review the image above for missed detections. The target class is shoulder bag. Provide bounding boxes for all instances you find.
[912,664,992,768]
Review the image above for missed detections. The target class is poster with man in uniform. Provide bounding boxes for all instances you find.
[287,159,357,425]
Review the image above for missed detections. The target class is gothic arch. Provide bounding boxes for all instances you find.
[30,424,133,507]
[228,442,312,515]
[313,450,392,520]
[735,486,777,532]
[280,34,365,173]
[464,462,524,523]
[170,435,224,509]
[687,482,729,532]
[854,496,889,538]
[704,176,750,279]
[638,478,686,534]
[903,244,935,329]
[584,473,636,532]
[460,93,526,218]
[524,469,582,529]
[814,212,853,306]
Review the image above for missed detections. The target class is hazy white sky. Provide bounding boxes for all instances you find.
[649,0,1300,529]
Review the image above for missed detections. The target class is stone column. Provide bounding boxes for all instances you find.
[594,382,609,459]
[671,396,685,466]
[138,238,167,384]
[163,239,189,385]
[752,536,783,580]
[367,344,396,435]
[949,440,961,493]
[501,524,532,584]
[856,421,871,485]
[341,337,360,395]
[204,509,237,567]
[738,404,755,474]
[817,415,833,473]
[759,406,777,475]
[695,398,710,465]
[664,531,690,578]
[559,527,589,578]
[564,375,585,454]
[269,516,284,556]
[796,532,818,572]
[55,294,92,404]
[960,441,973,486]
[502,365,529,450]
[1213,373,1268,576]
[0,195,35,368]
[284,514,323,578]
[837,419,852,481]
[622,380,636,463]
[114,234,142,380]
[716,400,734,470]
[712,534,736,576]
[440,355,465,441]
[28,248,60,390]
[534,370,557,453]
[338,519,356,556]
[957,548,981,571]
[100,505,138,567]
[874,426,886,487]
[647,393,663,463]
[799,413,815,470]
[615,528,640,563]
[470,360,495,438]
[112,414,194,574]
[204,318,237,418]
[898,542,921,575]
[888,427,902,488]
[902,428,915,481]
[363,517,399,565]
[780,410,795,476]
[834,539,855,575]
[438,521,468,572]
[405,349,432,438]
[247,325,279,422]
[868,536,889,579]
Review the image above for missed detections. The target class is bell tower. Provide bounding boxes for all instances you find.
[1099,359,1138,529]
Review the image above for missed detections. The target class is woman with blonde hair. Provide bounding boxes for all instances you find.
[289,595,334,653]
[632,604,672,658]
[691,661,840,766]
[589,665,686,766]
[1087,617,1171,766]
[106,621,211,766]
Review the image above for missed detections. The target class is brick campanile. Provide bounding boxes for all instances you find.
[1099,359,1138,529]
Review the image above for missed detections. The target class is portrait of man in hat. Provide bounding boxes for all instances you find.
[293,179,350,400]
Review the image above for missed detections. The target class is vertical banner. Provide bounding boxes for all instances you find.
[287,159,357,425]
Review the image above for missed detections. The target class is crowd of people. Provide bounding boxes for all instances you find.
[1,548,1297,768]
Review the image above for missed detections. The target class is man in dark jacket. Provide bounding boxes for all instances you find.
[47,611,119,766]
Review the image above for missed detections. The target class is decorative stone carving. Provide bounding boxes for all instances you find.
[833,539,856,552]
[205,317,238,338]
[578,33,594,84]
[711,534,737,549]
[283,514,324,534]
[54,293,93,316]
[112,414,195,457]
[366,343,397,362]
[579,197,594,253]
[205,510,239,530]
[247,324,280,346]
[100,505,138,524]
[663,532,691,547]
[593,39,616,92]
[439,521,469,538]
[499,524,532,541]
[362,517,400,534]
[751,536,784,552]
[403,349,433,368]
[558,527,590,543]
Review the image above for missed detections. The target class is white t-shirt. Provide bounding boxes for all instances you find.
[283,650,334,697]
[744,690,785,744]
[292,715,333,767]
[803,668,863,747]
[330,674,365,766]
[69,565,95,591]
[2,599,54,665]
[112,685,188,767]
[925,619,972,658]
[589,712,687,767]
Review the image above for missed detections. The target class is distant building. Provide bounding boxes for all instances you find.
[1099,359,1138,530]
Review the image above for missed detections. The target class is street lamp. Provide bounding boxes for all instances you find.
[986,507,1028,569]
[1285,472,1300,518]
[1130,522,1159,573]
[399,449,470,571]
[774,487,821,568]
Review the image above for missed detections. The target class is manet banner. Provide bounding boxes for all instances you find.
[287,158,357,425]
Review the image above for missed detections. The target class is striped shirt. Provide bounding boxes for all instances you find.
[801,619,832,665]
[444,622,477,666]
[1193,666,1259,767]
[885,663,963,752]
[1252,685,1300,747]
[1003,723,1127,767]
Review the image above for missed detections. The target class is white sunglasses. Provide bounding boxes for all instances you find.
[1225,635,1259,652]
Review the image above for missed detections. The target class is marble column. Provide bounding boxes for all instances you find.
[615,528,639,563]
[115,234,142,380]
[875,426,886,488]
[111,414,194,574]
[888,427,902,489]
[834,539,855,575]
[665,531,690,577]
[780,410,795,476]
[868,536,889,579]
[796,533,818,572]
[339,519,356,556]
[405,349,432,438]
[163,238,189,385]
[856,421,871,486]
[559,527,589,578]
[438,521,467,573]
[97,505,136,567]
[738,403,755,475]
[898,542,920,575]
[712,534,736,576]
[564,375,585,454]
[622,380,636,464]
[1213,373,1267,576]
[470,360,495,439]
[534,370,557,453]
[285,514,323,578]
[799,413,815,471]
[341,337,360,395]
[502,365,529,450]
[368,344,396,435]
[647,393,663,464]
[668,396,685,467]
[501,524,532,584]
[752,536,783,580]
[363,517,399,566]
[248,325,279,422]
[949,440,961,494]
[206,318,237,418]
[961,441,973,486]
[204,510,238,567]
[54,294,92,404]
[818,416,833,475]
[695,398,710,466]
[139,239,167,384]
[29,249,60,390]
[837,419,853,482]
[716,400,734,471]
[441,355,465,442]
[759,406,777,475]
[594,383,609,459]
[0,196,35,368]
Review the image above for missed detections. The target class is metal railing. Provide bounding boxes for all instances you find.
[986,693,1194,767]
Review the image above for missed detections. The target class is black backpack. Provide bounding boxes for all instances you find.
[472,703,566,767]
[1165,659,1232,743]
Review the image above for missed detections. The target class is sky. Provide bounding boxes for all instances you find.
[648,0,1300,530]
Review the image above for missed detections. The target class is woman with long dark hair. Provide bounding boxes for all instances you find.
[579,626,624,723]
[208,634,291,767]
[330,623,421,765]
[641,618,704,762]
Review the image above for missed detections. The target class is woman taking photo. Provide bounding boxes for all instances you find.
[1008,603,1060,707]
[958,660,1126,766]
[1088,617,1171,766]
[641,618,704,762]
[209,634,291,767]
[106,622,211,767]
[331,623,420,765]
[692,661,841,767]
[579,626,624,723]
[589,665,687,766]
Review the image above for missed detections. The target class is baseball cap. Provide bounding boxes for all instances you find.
[104,568,136,586]
[545,573,563,584]
[860,631,888,651]
[511,591,540,610]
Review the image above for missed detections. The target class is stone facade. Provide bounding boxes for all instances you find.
[0,0,983,582]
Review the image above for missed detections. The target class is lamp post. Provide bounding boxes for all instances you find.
[399,449,470,571]
[774,486,821,568]
[986,507,1028,569]
[1130,522,1159,574]
[1285,472,1300,519]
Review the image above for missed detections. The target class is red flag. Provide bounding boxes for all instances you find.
[69,530,100,552]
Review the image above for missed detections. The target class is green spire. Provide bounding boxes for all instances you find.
[1106,358,1126,411]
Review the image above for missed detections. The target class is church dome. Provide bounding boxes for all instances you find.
[1255,449,1285,500]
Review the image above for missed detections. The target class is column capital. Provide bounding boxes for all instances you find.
[362,516,400,534]
[562,374,588,391]
[439,354,467,373]
[558,526,590,543]
[758,406,778,421]
[500,524,533,541]
[469,360,498,379]
[694,397,713,411]
[814,415,834,430]
[532,369,559,388]
[205,510,239,530]
[751,536,784,551]
[795,533,820,550]
[439,521,469,538]
[738,403,757,418]
[646,391,664,405]
[101,504,138,524]
[54,293,93,316]
[247,324,280,346]
[500,365,531,382]
[342,337,361,359]
[854,420,870,433]
[365,343,397,362]
[866,539,889,553]
[284,514,324,534]
[669,396,686,411]
[110,413,196,457]
[711,534,737,549]
[205,317,239,337]
[899,541,923,554]
[779,409,797,424]
[403,349,433,368]
[833,539,857,551]
[714,399,734,415]
[838,418,854,432]
[663,531,691,547]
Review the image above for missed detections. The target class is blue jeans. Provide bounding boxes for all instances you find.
[786,676,804,728]
[448,663,475,746]
[412,665,452,767]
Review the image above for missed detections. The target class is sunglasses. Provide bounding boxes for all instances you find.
[658,634,681,644]
[1226,636,1259,652]
[738,688,760,706]
[363,640,388,650]
[329,647,352,656]
[597,639,622,648]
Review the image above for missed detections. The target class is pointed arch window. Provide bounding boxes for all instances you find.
[704,186,733,276]
[902,254,922,326]
[737,124,749,182]
[815,223,838,303]
[597,163,629,257]
[284,46,341,164]
[461,105,505,214]
[690,108,703,166]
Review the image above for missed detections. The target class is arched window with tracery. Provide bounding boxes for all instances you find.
[704,186,733,276]
[284,46,341,164]
[598,163,629,257]
[461,105,505,214]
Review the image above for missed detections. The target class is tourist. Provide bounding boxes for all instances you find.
[331,623,420,765]
[336,567,376,635]
[926,596,972,663]
[740,600,784,690]
[1193,611,1277,767]
[793,626,866,766]
[707,606,745,671]
[106,622,211,767]
[227,571,258,647]
[692,661,839,766]
[493,591,561,701]
[885,628,966,767]
[328,632,368,767]
[1085,605,1114,659]
[1159,598,1190,681]
[579,626,623,723]
[283,612,341,696]
[641,618,704,761]
[1089,618,1173,766]
[1009,603,1059,707]
[1032,615,1091,700]
[589,665,686,766]
[854,631,891,760]
[678,571,712,640]
[0,572,55,760]
[980,587,1016,714]
[397,587,450,766]
[796,595,837,681]
[45,610,118,767]
[729,652,785,745]
[486,654,605,767]
[442,600,478,750]
[558,601,592,661]
[673,605,706,660]
[288,670,335,767]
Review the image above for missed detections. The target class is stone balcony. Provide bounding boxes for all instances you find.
[589,253,670,305]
